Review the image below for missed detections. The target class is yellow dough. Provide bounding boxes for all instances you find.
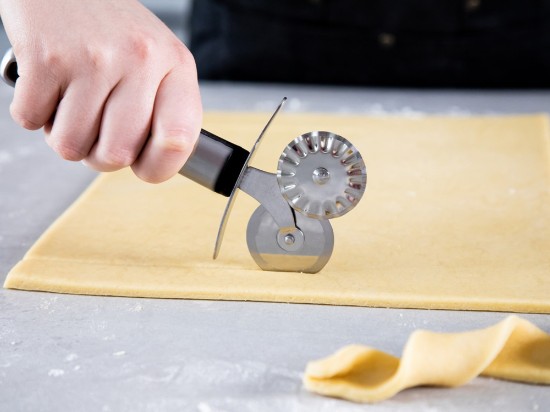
[4,113,550,312]
[303,315,550,403]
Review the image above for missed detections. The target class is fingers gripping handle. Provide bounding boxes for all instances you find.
[0,48,249,197]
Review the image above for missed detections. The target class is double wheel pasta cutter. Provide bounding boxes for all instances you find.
[1,48,367,273]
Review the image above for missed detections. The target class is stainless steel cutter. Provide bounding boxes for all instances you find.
[1,48,367,273]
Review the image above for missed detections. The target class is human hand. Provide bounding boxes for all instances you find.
[0,0,202,183]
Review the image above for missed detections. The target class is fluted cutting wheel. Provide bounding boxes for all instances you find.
[277,131,367,219]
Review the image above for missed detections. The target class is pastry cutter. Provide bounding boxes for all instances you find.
[1,48,367,273]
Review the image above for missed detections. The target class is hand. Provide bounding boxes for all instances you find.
[0,0,202,183]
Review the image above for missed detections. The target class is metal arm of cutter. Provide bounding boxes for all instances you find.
[180,133,296,230]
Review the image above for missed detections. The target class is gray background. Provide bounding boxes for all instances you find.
[1,2,550,411]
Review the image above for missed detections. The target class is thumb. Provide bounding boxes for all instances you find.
[132,64,202,183]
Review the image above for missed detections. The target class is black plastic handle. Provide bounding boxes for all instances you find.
[179,129,249,197]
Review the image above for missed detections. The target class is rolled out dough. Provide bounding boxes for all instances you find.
[4,113,550,312]
[304,315,550,403]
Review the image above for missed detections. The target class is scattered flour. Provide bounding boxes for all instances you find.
[48,369,65,377]
[197,402,215,412]
[65,353,78,362]
[128,304,143,312]
[286,98,302,111]
[365,103,426,118]
[0,146,35,166]
[39,296,58,311]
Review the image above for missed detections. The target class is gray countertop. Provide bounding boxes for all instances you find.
[1,83,549,412]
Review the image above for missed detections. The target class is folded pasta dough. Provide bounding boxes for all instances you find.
[304,316,550,403]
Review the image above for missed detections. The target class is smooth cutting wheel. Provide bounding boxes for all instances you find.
[277,131,367,219]
[246,205,334,273]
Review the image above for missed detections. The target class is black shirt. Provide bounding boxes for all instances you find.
[190,0,550,88]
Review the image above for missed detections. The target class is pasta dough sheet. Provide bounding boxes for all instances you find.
[4,113,550,313]
[304,315,550,403]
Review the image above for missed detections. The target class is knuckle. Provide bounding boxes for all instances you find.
[51,140,87,161]
[10,105,44,130]
[30,49,67,84]
[132,169,166,184]
[129,33,157,63]
[99,147,137,168]
[174,45,196,69]
[157,128,194,156]
[84,45,110,72]
[40,49,65,73]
